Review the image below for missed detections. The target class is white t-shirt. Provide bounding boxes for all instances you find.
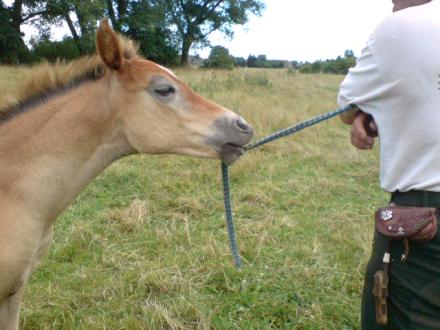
[338,1,440,192]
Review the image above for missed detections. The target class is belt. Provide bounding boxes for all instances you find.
[391,190,440,208]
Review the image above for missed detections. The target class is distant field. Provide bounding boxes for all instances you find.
[0,67,387,329]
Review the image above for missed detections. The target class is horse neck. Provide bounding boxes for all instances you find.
[0,78,135,227]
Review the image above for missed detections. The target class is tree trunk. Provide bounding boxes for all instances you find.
[73,3,88,36]
[11,0,23,32]
[5,0,33,63]
[105,0,119,31]
[64,13,84,54]
[180,36,193,66]
[117,0,127,17]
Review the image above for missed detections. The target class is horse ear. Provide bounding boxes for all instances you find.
[96,19,124,71]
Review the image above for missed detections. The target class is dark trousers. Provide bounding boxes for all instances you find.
[362,191,440,330]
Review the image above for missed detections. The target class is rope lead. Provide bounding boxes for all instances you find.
[221,162,242,268]
[222,104,357,268]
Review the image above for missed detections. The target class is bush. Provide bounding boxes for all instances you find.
[298,50,356,75]
[234,56,246,67]
[203,46,235,70]
[299,62,322,74]
[30,37,81,62]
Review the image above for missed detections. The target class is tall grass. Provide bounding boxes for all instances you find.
[0,67,387,329]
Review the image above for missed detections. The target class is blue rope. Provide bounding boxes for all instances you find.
[221,162,242,268]
[244,104,357,151]
[222,104,357,267]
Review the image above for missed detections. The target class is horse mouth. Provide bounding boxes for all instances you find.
[220,143,246,166]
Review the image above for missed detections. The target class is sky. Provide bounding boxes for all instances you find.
[201,0,393,61]
[7,0,394,62]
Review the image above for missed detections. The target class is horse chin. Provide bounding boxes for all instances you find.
[219,143,245,166]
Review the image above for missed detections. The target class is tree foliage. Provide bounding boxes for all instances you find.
[0,0,265,66]
[299,50,356,75]
[203,45,234,69]
[0,2,26,63]
[245,54,286,69]
[122,1,179,65]
[165,0,265,66]
[8,0,368,74]
[0,0,46,63]
[37,0,104,54]
[246,54,257,67]
[30,36,80,61]
[234,56,246,67]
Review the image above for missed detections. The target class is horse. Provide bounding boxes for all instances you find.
[0,19,253,329]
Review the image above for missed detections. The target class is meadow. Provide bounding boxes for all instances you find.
[0,67,387,329]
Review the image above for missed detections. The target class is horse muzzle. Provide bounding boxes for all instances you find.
[207,115,254,165]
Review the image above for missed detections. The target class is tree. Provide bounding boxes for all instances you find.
[203,45,234,69]
[298,51,357,75]
[30,35,80,61]
[234,56,246,67]
[2,0,265,67]
[246,54,257,67]
[164,0,265,66]
[343,49,356,70]
[257,54,266,62]
[256,54,267,67]
[344,49,355,58]
[30,0,178,65]
[299,61,322,74]
[124,1,179,65]
[7,0,48,34]
[0,2,25,63]
[38,0,105,55]
[102,0,178,65]
[105,0,127,32]
[0,0,48,63]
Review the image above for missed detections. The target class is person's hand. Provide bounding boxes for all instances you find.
[351,111,378,150]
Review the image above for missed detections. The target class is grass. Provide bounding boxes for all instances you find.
[0,66,387,329]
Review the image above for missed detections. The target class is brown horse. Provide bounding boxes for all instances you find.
[0,20,253,329]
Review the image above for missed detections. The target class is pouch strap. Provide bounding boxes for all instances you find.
[401,238,409,262]
[383,239,391,276]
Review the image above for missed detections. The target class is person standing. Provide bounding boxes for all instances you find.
[338,0,440,328]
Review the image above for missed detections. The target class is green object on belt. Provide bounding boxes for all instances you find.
[392,190,440,207]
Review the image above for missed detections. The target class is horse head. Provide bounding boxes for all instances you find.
[96,19,253,165]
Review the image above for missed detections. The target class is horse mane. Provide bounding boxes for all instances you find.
[0,33,139,123]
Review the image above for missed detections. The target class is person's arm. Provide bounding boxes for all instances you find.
[338,42,384,117]
[338,40,385,149]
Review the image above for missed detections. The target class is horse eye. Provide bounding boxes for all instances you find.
[154,86,175,97]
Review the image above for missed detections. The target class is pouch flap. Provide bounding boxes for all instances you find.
[375,206,437,239]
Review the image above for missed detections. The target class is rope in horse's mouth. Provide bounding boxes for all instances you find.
[221,104,357,268]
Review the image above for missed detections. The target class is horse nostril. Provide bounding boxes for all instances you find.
[235,118,252,133]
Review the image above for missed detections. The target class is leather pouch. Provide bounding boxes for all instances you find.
[373,205,437,325]
[375,206,437,242]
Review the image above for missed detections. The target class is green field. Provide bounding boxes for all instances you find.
[1,67,387,329]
